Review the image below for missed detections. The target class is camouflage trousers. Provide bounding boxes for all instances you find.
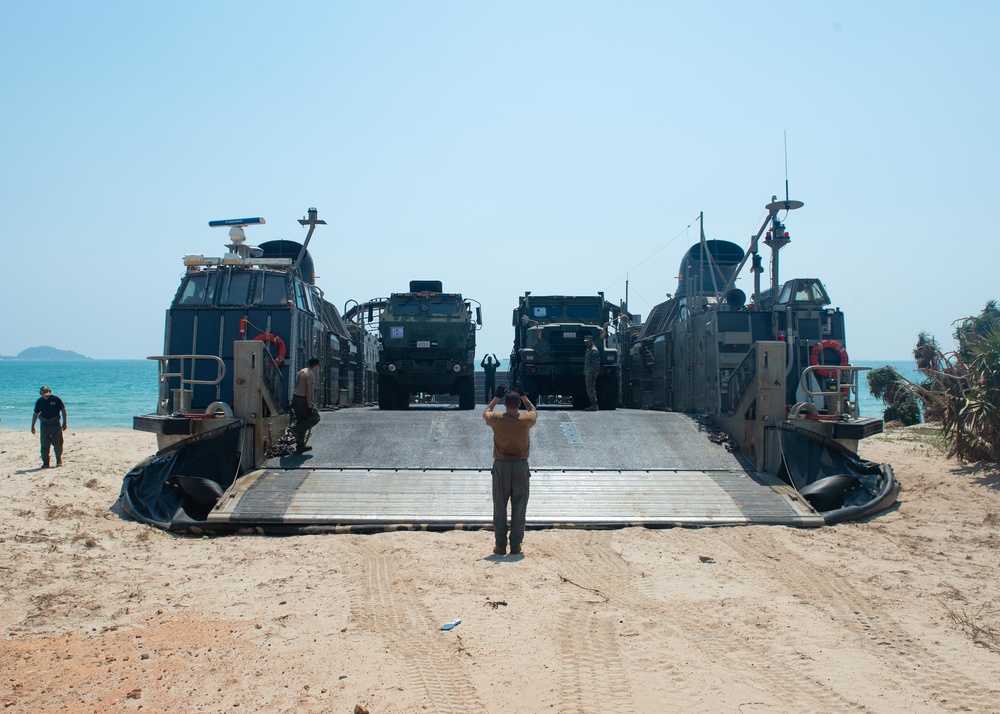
[290,396,321,448]
[40,417,63,466]
[585,375,598,407]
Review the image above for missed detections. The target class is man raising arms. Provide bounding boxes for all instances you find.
[482,385,537,556]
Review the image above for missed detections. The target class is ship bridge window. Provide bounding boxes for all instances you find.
[254,271,288,306]
[428,300,459,316]
[776,279,831,306]
[177,273,218,306]
[220,270,252,306]
[294,280,315,313]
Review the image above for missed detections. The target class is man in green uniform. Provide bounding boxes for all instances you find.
[482,386,537,556]
[31,386,67,468]
[583,334,600,410]
[480,353,500,403]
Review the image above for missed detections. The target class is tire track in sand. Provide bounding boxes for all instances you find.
[345,540,486,714]
[725,530,1000,713]
[541,530,867,713]
[535,533,670,713]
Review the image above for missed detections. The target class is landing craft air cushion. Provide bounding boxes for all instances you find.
[119,197,897,533]
[621,196,898,522]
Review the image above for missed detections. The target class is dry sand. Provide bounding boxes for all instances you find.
[1,425,998,713]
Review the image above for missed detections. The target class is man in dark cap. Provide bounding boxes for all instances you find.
[31,386,67,468]
[583,335,600,410]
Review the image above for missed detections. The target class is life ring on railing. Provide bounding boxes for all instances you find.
[809,339,848,378]
[253,332,287,365]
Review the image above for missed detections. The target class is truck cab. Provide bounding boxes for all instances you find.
[376,280,482,409]
[509,293,621,409]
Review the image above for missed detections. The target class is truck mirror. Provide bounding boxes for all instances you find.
[367,305,374,323]
[476,306,482,326]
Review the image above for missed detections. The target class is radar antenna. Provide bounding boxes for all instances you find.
[208,216,265,259]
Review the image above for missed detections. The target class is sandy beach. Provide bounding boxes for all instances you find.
[1,425,998,713]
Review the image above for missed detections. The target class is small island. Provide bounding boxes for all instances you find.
[0,346,91,360]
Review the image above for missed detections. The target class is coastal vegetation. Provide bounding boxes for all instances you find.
[868,301,1000,462]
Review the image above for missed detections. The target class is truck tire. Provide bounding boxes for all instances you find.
[395,388,410,409]
[598,376,618,411]
[378,377,395,410]
[458,377,475,410]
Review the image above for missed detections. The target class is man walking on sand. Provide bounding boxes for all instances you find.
[31,386,67,468]
[291,358,321,454]
[482,385,537,556]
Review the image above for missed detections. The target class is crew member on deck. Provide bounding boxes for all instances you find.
[480,353,499,403]
[291,358,321,454]
[583,335,600,410]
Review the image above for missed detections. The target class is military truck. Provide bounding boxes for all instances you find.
[376,280,481,410]
[508,292,621,410]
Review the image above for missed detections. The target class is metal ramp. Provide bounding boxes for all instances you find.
[207,406,823,530]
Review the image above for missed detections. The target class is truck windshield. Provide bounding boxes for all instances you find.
[530,303,601,322]
[392,300,421,315]
[531,305,562,321]
[566,304,600,321]
[428,300,459,316]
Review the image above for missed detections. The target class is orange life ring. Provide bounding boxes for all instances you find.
[810,339,848,378]
[253,332,287,365]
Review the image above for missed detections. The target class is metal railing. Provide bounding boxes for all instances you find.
[798,365,871,418]
[148,354,226,414]
[726,348,758,415]
[260,347,285,412]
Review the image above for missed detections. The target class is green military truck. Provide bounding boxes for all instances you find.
[508,292,621,410]
[377,280,481,410]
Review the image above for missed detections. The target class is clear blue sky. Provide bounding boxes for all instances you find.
[2,2,996,360]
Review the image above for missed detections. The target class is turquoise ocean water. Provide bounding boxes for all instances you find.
[0,360,158,430]
[0,358,919,430]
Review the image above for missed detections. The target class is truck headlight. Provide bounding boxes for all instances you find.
[388,363,397,372]
[452,363,461,372]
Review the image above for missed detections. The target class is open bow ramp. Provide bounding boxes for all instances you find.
[204,407,823,532]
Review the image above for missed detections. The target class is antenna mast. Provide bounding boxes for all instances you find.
[294,207,327,271]
[784,129,790,202]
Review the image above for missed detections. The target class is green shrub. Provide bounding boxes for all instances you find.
[867,366,922,425]
[903,302,1000,462]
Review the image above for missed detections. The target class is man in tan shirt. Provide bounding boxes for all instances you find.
[482,387,537,556]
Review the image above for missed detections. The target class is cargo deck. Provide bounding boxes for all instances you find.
[207,406,823,530]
